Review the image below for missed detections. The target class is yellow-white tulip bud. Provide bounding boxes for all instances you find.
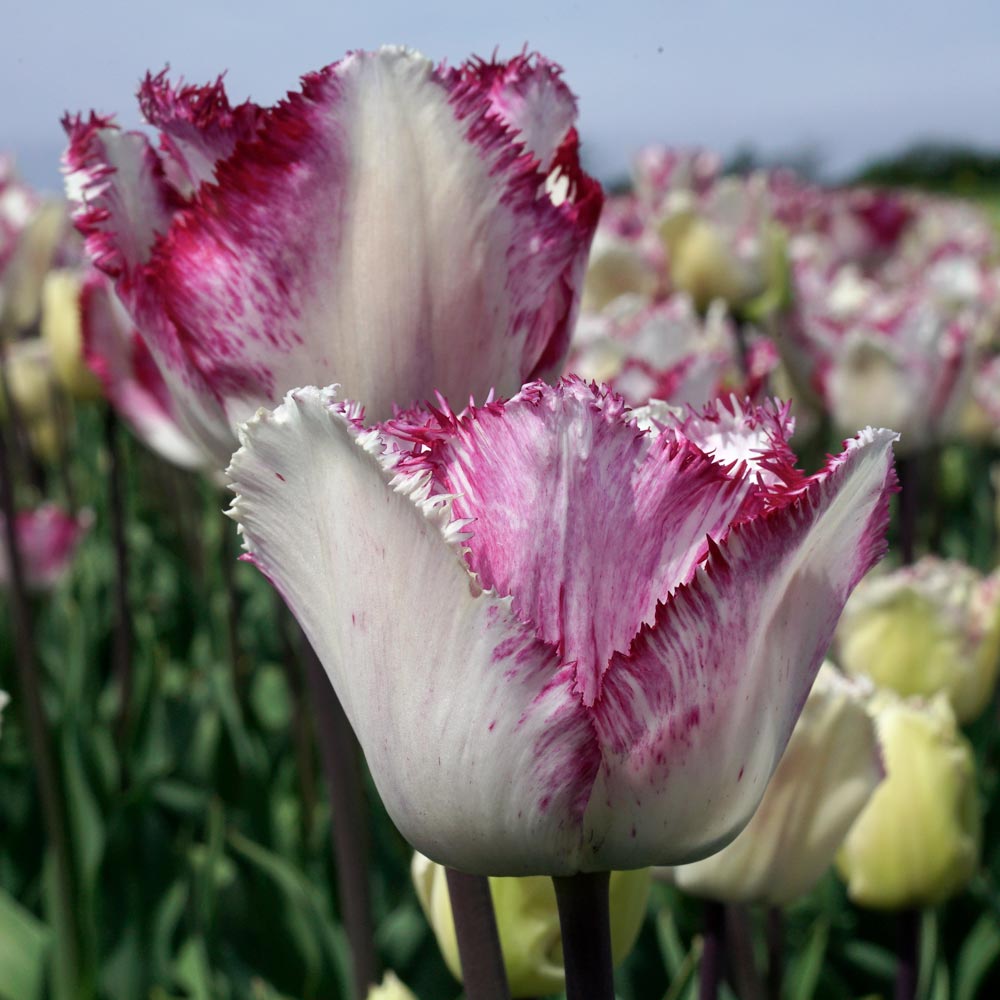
[582,231,660,313]
[837,557,1000,723]
[670,663,882,906]
[40,269,102,401]
[366,972,418,1000]
[411,854,650,997]
[836,691,980,910]
[1,200,69,335]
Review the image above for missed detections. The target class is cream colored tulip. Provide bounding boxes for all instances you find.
[836,691,980,910]
[837,557,1000,723]
[1,200,69,336]
[40,269,102,401]
[670,664,882,906]
[411,854,650,997]
[366,972,418,1000]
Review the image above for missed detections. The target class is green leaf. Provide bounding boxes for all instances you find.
[788,916,829,1000]
[955,913,1000,1000]
[0,887,49,1000]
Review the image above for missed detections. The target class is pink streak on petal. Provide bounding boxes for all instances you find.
[391,377,748,706]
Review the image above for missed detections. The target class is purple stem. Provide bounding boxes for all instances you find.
[766,907,784,1000]
[698,900,725,1000]
[447,868,510,1000]
[552,871,614,1000]
[104,409,133,745]
[895,909,920,1000]
[301,641,379,999]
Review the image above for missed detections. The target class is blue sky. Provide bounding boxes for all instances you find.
[4,0,999,190]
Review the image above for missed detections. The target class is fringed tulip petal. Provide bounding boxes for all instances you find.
[228,386,599,875]
[397,379,750,706]
[138,70,264,193]
[584,424,897,869]
[80,272,204,469]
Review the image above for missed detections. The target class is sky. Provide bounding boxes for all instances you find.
[4,0,999,191]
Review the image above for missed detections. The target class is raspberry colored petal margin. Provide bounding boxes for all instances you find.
[408,379,749,706]
[581,426,898,871]
[152,46,600,427]
[138,70,265,194]
[62,114,178,280]
[80,272,205,469]
[227,386,599,876]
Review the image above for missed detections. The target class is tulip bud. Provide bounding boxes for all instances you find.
[411,854,650,997]
[0,338,61,461]
[836,691,980,910]
[366,972,418,1000]
[582,231,660,312]
[1,338,54,422]
[0,690,8,738]
[1,200,69,334]
[40,269,102,401]
[837,557,1000,723]
[669,663,882,906]
[661,212,753,312]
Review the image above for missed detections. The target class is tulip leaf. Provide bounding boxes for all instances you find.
[787,916,828,1000]
[955,913,1000,1000]
[0,887,49,1000]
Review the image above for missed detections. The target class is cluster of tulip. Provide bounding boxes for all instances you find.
[1,44,999,1000]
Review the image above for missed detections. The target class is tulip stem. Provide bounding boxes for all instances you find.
[445,869,510,1000]
[896,908,920,1000]
[766,906,784,1000]
[104,408,133,747]
[0,405,80,995]
[552,871,615,1000]
[301,641,379,999]
[698,900,725,1000]
[897,455,920,565]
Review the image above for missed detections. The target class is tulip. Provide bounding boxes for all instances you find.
[412,852,650,996]
[39,269,103,401]
[229,377,896,875]
[63,48,601,469]
[837,557,1000,723]
[0,503,90,592]
[670,663,882,906]
[0,689,8,738]
[366,972,418,1000]
[836,691,979,910]
[581,228,661,313]
[569,296,777,409]
[0,338,61,462]
[775,188,999,452]
[2,160,74,338]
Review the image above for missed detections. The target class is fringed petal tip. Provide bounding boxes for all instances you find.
[227,384,470,552]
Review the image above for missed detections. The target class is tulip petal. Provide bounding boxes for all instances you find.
[151,46,600,427]
[583,425,897,870]
[138,70,264,193]
[61,114,178,280]
[395,379,750,706]
[228,386,600,875]
[80,272,205,469]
